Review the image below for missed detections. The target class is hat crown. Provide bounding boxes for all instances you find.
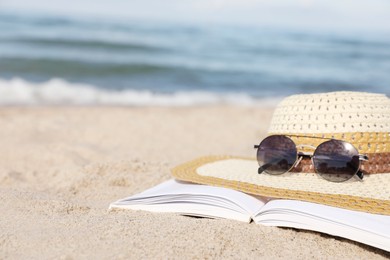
[268,91,390,134]
[267,92,390,173]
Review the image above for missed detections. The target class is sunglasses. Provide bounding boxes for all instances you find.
[254,135,369,182]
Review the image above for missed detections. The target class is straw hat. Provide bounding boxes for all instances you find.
[172,91,390,215]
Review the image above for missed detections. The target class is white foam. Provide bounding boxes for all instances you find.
[0,78,282,106]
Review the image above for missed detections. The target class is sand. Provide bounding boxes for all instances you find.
[0,106,389,259]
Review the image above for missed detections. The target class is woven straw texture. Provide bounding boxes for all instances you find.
[268,92,390,173]
[172,91,390,215]
[171,156,390,215]
[268,91,390,134]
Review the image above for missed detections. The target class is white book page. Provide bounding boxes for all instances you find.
[253,200,390,252]
[110,179,265,222]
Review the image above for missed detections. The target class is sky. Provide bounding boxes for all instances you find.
[1,0,390,32]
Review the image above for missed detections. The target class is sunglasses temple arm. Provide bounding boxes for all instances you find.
[258,159,287,174]
[355,155,368,180]
[254,145,263,173]
[356,170,364,180]
[258,164,269,174]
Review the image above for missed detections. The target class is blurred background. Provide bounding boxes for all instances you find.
[0,0,389,105]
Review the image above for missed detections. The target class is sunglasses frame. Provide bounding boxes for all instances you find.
[254,135,369,182]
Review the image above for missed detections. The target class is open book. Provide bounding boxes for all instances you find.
[109,179,390,252]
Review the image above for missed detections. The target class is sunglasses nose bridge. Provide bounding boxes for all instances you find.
[293,152,313,169]
[293,156,303,169]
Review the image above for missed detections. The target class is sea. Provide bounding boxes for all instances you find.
[0,11,390,106]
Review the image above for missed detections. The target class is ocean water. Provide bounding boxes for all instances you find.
[0,11,390,106]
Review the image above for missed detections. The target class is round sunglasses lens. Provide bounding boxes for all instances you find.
[313,140,360,182]
[256,135,297,175]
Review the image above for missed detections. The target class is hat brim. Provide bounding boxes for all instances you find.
[171,155,390,215]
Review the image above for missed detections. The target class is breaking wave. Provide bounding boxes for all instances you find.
[0,78,282,106]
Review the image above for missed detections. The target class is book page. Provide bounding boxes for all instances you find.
[253,200,390,251]
[110,179,265,222]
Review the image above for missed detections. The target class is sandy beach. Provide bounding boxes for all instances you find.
[0,106,389,259]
